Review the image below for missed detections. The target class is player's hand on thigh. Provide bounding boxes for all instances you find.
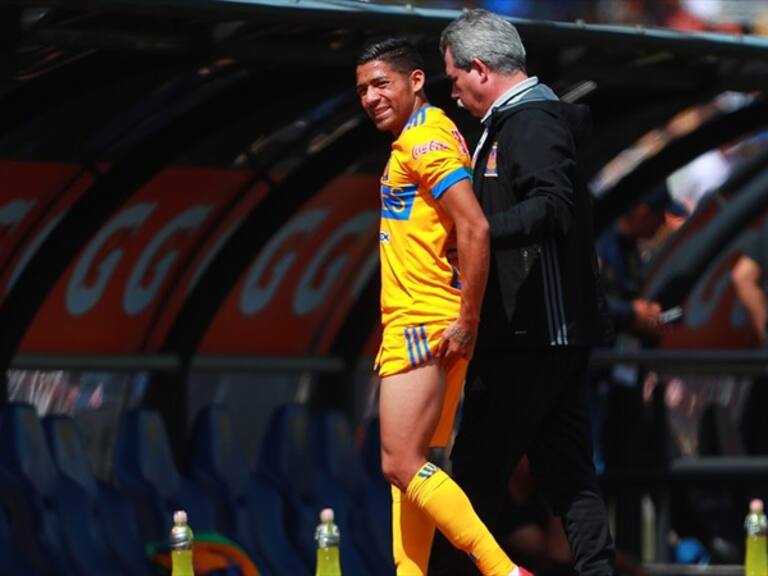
[435,319,476,365]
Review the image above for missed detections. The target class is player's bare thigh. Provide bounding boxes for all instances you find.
[379,361,445,490]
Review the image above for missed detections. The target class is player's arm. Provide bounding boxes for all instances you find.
[436,179,490,363]
[732,254,766,343]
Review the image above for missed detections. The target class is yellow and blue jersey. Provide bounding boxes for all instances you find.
[376,105,471,376]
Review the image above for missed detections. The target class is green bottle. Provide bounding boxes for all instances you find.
[315,508,341,576]
[745,499,768,576]
[170,510,195,576]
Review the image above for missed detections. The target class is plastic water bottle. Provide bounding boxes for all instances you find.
[315,507,341,576]
[170,510,195,576]
[745,498,768,576]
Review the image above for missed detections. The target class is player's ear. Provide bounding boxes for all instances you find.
[410,68,425,92]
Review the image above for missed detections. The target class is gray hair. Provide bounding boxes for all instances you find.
[440,9,526,74]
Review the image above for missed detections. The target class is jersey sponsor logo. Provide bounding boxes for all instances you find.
[412,140,450,159]
[484,142,498,177]
[379,231,391,243]
[381,184,417,220]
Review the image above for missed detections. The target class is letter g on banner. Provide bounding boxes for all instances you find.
[123,204,212,315]
[293,211,377,315]
[66,203,156,316]
[240,209,328,315]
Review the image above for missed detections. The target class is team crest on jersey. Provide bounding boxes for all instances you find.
[484,142,498,177]
[381,183,417,220]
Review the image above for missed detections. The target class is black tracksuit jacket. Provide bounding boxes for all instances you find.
[472,85,609,350]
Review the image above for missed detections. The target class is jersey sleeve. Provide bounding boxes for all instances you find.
[399,123,471,199]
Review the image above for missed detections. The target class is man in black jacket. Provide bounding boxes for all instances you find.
[431,9,616,576]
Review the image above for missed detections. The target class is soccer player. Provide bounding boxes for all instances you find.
[355,37,521,576]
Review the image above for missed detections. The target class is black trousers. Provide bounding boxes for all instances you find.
[430,346,616,576]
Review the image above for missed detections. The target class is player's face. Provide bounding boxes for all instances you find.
[356,59,423,135]
[444,48,485,118]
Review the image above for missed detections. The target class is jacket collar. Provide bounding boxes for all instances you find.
[480,76,539,125]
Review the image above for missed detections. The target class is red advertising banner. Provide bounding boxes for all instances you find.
[19,167,255,354]
[661,219,766,349]
[0,161,93,305]
[143,182,268,352]
[199,173,379,356]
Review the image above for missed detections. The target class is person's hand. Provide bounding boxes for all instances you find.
[631,299,663,336]
[435,318,476,366]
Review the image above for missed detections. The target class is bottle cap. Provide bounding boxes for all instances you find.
[173,510,188,525]
[320,508,334,523]
[750,499,764,513]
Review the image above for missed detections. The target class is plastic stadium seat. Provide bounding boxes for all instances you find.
[191,404,309,576]
[360,416,393,569]
[0,403,119,576]
[43,415,151,576]
[0,504,31,574]
[113,409,215,544]
[312,411,393,574]
[257,404,371,575]
[256,403,318,567]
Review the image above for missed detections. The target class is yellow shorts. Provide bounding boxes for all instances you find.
[375,323,468,447]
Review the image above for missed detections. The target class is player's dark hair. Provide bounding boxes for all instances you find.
[357,37,424,74]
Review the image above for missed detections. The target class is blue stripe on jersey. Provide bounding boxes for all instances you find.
[404,328,417,367]
[381,184,417,220]
[419,325,433,360]
[450,266,462,289]
[404,106,433,130]
[432,167,472,199]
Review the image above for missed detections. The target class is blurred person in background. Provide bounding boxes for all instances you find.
[433,9,615,576]
[732,228,768,455]
[597,183,687,340]
[592,184,687,474]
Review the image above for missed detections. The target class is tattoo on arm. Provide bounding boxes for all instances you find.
[445,324,474,347]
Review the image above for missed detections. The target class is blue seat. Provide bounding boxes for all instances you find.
[257,404,373,575]
[256,403,318,568]
[0,403,118,576]
[113,409,215,544]
[312,411,392,575]
[361,417,393,569]
[191,404,309,576]
[0,502,31,574]
[43,415,151,576]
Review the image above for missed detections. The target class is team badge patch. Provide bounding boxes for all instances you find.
[484,142,498,177]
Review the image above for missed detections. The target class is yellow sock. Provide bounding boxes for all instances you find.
[391,485,436,575]
[405,462,516,576]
